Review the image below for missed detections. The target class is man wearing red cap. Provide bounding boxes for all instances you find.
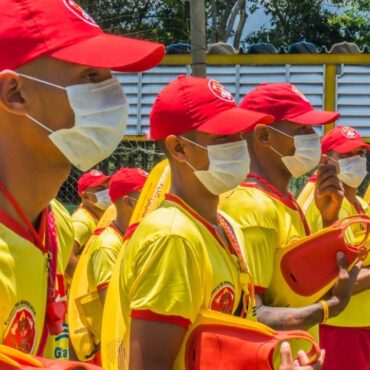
[70,167,147,364]
[0,0,164,359]
[68,170,111,278]
[88,167,147,305]
[222,83,360,340]
[300,126,370,370]
[114,76,325,370]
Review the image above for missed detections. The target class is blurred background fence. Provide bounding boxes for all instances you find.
[57,138,370,210]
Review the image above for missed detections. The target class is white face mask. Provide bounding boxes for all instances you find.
[182,137,250,195]
[93,189,112,210]
[335,155,367,188]
[18,73,129,171]
[268,126,321,178]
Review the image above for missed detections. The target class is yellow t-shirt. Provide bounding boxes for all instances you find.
[0,199,73,359]
[119,194,255,369]
[87,224,124,291]
[72,206,98,249]
[222,184,309,297]
[304,193,370,328]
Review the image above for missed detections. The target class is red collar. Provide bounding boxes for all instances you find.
[243,173,310,236]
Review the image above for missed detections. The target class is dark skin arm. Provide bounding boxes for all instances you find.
[129,318,186,370]
[352,266,370,294]
[256,252,362,330]
[314,156,344,228]
[65,240,81,283]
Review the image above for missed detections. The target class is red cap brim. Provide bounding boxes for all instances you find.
[196,107,274,135]
[78,175,111,194]
[49,34,165,72]
[330,140,370,154]
[286,109,340,126]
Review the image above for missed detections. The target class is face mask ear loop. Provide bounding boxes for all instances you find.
[17,73,66,90]
[26,114,54,134]
[179,136,207,150]
[269,144,284,158]
[268,125,294,139]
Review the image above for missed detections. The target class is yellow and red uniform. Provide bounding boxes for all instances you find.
[302,180,370,370]
[72,206,99,250]
[221,175,319,338]
[87,224,125,293]
[0,198,73,359]
[118,194,255,369]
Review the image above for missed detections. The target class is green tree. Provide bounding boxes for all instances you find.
[329,0,370,46]
[245,0,343,47]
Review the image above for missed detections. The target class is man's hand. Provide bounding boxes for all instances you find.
[279,342,325,370]
[326,252,363,317]
[314,155,344,227]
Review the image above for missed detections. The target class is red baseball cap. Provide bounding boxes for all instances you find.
[240,83,340,126]
[0,0,165,72]
[322,126,370,154]
[109,168,148,202]
[149,76,274,140]
[77,170,110,195]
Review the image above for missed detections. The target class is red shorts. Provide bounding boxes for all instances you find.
[320,325,370,370]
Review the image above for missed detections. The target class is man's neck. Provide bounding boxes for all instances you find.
[115,211,130,236]
[249,159,291,196]
[82,203,105,220]
[170,176,219,225]
[0,141,70,227]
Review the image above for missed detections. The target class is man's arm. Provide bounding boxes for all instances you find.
[65,240,81,282]
[129,318,186,370]
[257,252,362,330]
[352,266,370,294]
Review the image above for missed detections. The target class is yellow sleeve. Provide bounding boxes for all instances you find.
[91,246,120,288]
[242,225,277,291]
[72,220,92,248]
[126,234,205,323]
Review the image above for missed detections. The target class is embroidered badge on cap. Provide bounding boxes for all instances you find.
[342,126,358,139]
[208,80,234,103]
[291,85,309,102]
[63,0,99,28]
[90,170,104,177]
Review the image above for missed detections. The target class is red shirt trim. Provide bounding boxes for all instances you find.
[0,208,35,244]
[254,286,267,294]
[96,282,109,292]
[241,181,310,236]
[164,194,225,247]
[131,309,191,329]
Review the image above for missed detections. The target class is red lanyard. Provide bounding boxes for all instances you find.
[245,173,311,236]
[0,181,60,354]
[0,181,48,253]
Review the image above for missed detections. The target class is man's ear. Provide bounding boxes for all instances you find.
[254,124,270,147]
[165,135,188,163]
[0,70,27,115]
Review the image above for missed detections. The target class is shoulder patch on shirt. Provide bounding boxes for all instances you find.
[209,282,235,314]
[4,302,37,354]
